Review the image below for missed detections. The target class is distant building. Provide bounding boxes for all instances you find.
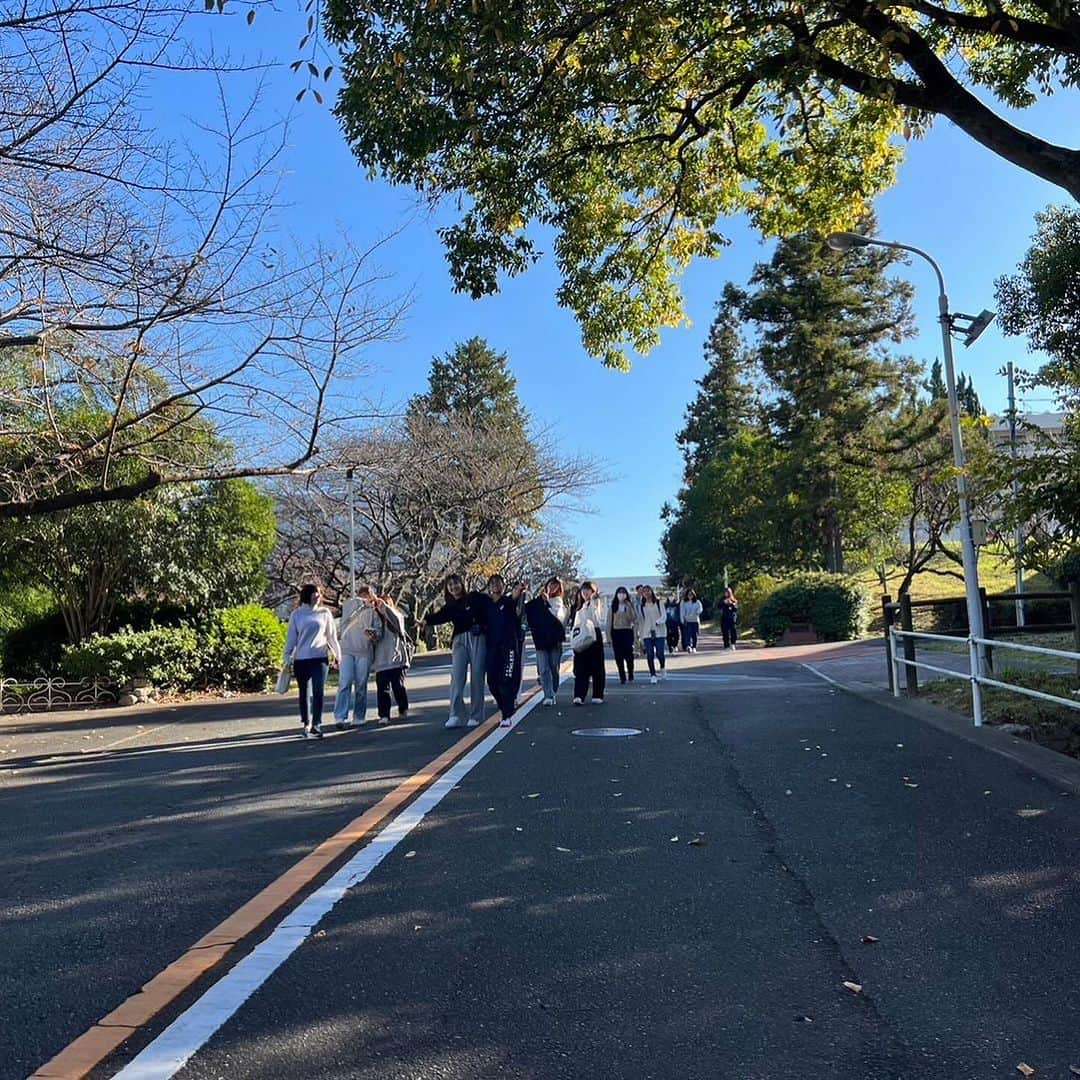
[987,411,1065,450]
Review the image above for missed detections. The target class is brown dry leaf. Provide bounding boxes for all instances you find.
[862,935,880,944]
[1016,1064,1035,1077]
[842,981,863,994]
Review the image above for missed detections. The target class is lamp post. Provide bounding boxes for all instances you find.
[826,231,992,681]
[346,467,357,600]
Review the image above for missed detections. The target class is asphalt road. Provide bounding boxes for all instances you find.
[5,641,1080,1078]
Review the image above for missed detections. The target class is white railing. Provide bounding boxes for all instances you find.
[888,627,1080,727]
[0,677,116,714]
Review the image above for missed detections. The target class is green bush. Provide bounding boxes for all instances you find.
[201,605,286,691]
[64,625,200,689]
[757,573,868,644]
[1,610,70,677]
[60,606,286,692]
[733,573,780,633]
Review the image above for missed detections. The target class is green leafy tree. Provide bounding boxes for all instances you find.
[676,286,761,485]
[995,206,1080,567]
[736,227,920,571]
[662,431,799,589]
[327,0,1079,365]
[923,359,947,402]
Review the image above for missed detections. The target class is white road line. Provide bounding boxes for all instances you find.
[800,663,846,688]
[111,693,545,1080]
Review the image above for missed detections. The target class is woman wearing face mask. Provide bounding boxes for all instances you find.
[607,586,637,685]
[481,574,527,725]
[570,580,606,705]
[637,585,668,683]
[283,583,341,739]
[525,577,567,706]
[333,585,382,730]
[425,574,488,729]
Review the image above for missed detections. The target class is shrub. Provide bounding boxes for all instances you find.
[200,605,286,691]
[1,610,70,677]
[64,625,200,689]
[757,573,868,644]
[733,573,781,633]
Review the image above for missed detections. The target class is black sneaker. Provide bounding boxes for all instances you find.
[310,725,324,739]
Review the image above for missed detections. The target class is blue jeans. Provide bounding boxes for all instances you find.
[683,622,699,650]
[536,646,563,699]
[294,657,327,729]
[334,652,372,722]
[643,636,666,676]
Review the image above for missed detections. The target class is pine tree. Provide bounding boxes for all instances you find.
[410,336,524,426]
[736,224,920,572]
[956,373,984,417]
[676,284,760,485]
[923,359,947,401]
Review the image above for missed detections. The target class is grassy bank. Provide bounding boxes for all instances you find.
[923,668,1080,760]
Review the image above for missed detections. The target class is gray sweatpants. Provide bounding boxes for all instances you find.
[450,630,487,723]
[536,646,563,700]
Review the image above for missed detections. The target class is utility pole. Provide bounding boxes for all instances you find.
[346,467,357,600]
[1007,363,1024,627]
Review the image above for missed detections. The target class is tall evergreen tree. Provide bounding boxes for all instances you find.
[737,225,919,572]
[923,359,947,402]
[676,284,760,485]
[409,336,525,427]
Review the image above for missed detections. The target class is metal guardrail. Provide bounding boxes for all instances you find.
[0,678,116,714]
[888,627,1080,728]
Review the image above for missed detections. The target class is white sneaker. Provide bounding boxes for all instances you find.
[466,718,481,728]
[572,697,583,706]
[659,669,666,680]
[650,675,658,684]
[593,698,605,705]
[445,717,465,729]
[543,697,555,706]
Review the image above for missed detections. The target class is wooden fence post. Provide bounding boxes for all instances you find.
[900,592,918,696]
[882,594,894,692]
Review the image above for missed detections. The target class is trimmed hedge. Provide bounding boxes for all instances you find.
[201,605,287,691]
[733,573,781,634]
[64,625,200,689]
[757,573,868,644]
[62,605,286,692]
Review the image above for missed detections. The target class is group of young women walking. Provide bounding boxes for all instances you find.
[282,583,411,739]
[281,576,739,738]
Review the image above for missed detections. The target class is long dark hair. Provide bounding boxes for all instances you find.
[444,573,465,602]
[572,580,598,614]
[299,583,319,606]
[611,585,631,613]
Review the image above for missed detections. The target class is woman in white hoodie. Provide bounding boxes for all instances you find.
[333,585,382,729]
[570,581,606,705]
[636,585,668,683]
[680,588,703,653]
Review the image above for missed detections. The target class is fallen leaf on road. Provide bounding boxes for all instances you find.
[862,935,880,944]
[525,792,540,799]
[413,925,423,931]
[843,981,862,993]
[404,851,416,858]
[555,846,571,853]
[670,836,679,842]
[984,791,992,796]
[896,743,904,749]
[487,807,495,812]
[821,753,828,758]
[795,1014,814,1023]
[1017,808,1046,818]
[1017,1064,1035,1077]
[845,783,853,789]
[1068,1066,1080,1077]
[612,792,623,797]
[829,778,838,783]
[785,789,793,796]
[687,837,706,846]
[904,782,919,789]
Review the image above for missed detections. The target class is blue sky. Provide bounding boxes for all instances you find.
[163,10,1074,579]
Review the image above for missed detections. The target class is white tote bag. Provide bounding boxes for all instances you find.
[275,654,293,694]
[570,616,597,653]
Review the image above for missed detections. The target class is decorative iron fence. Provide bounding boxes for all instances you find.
[0,678,117,714]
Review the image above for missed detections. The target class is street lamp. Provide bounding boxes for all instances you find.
[826,231,992,677]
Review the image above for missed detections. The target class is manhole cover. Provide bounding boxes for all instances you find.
[570,727,642,738]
